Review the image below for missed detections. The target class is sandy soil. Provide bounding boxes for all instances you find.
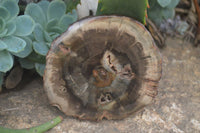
[0,37,200,133]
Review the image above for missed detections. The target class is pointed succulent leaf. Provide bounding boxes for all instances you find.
[157,0,171,8]
[46,19,58,31]
[19,58,35,69]
[64,0,81,13]
[12,37,32,58]
[33,41,49,56]
[14,15,35,36]
[5,21,16,36]
[33,24,45,42]
[0,50,13,73]
[47,0,66,21]
[0,40,7,51]
[0,7,10,20]
[0,17,6,32]
[96,0,148,24]
[38,0,50,18]
[3,36,26,53]
[35,63,45,76]
[25,3,46,27]
[59,15,75,31]
[1,0,19,20]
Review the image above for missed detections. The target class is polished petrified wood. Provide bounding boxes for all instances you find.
[44,16,162,121]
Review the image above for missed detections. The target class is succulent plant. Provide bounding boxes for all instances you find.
[148,0,180,26]
[0,0,35,89]
[19,0,78,76]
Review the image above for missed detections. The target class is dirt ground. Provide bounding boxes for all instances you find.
[0,37,200,133]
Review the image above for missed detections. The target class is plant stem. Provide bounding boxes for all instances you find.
[0,116,63,133]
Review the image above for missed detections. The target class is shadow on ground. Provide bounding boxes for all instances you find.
[0,37,200,133]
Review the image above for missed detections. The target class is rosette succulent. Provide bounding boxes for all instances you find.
[19,0,78,76]
[0,0,35,89]
[148,0,180,25]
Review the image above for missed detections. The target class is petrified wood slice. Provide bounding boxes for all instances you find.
[44,16,162,121]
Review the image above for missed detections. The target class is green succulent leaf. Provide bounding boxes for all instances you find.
[96,0,148,24]
[33,24,45,42]
[0,17,6,32]
[35,63,45,76]
[14,15,35,36]
[1,0,19,20]
[27,34,35,40]
[26,52,46,64]
[161,8,174,19]
[46,19,58,31]
[0,40,7,51]
[157,0,171,8]
[59,14,75,30]
[47,26,63,34]
[148,4,163,25]
[38,0,50,18]
[148,0,180,26]
[67,9,78,20]
[47,0,66,21]
[46,42,51,47]
[19,58,35,69]
[0,29,7,38]
[5,21,16,36]
[166,0,180,9]
[64,0,81,13]
[3,36,26,53]
[0,7,10,20]
[49,32,60,40]
[33,41,49,56]
[25,3,46,27]
[0,50,13,73]
[44,31,53,42]
[12,37,32,58]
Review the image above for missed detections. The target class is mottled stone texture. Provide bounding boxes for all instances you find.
[0,37,200,132]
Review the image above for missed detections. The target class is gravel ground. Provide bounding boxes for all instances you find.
[0,37,200,133]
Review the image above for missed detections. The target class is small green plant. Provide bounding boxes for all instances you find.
[148,0,180,26]
[0,0,35,88]
[96,0,148,24]
[19,0,78,76]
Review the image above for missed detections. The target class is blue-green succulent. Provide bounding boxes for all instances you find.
[0,0,35,89]
[148,0,180,26]
[19,0,78,76]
